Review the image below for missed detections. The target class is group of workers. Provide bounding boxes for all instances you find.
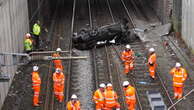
[24,20,41,53]
[28,21,187,109]
[93,82,136,110]
[31,47,81,110]
[121,44,188,101]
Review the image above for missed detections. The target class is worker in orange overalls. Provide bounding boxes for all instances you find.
[53,68,65,102]
[32,65,41,106]
[122,81,136,110]
[147,48,157,79]
[66,94,81,110]
[93,83,106,110]
[170,62,187,99]
[121,44,135,74]
[104,83,120,110]
[52,48,63,70]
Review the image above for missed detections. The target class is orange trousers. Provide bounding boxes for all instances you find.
[149,65,156,79]
[33,86,40,105]
[173,86,183,99]
[104,102,120,110]
[96,103,104,110]
[127,100,136,110]
[54,84,64,102]
[124,62,134,74]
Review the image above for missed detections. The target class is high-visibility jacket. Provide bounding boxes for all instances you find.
[124,85,136,104]
[66,100,81,110]
[32,72,41,88]
[148,53,156,66]
[52,53,63,70]
[104,89,118,108]
[170,67,187,87]
[121,50,134,62]
[24,39,33,51]
[93,89,104,104]
[33,23,41,36]
[53,72,65,86]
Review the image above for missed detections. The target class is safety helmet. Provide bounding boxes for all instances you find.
[175,62,181,68]
[149,48,155,52]
[122,81,129,86]
[107,83,112,87]
[99,83,106,88]
[56,48,62,52]
[126,44,131,49]
[55,68,61,73]
[25,33,31,38]
[33,66,39,71]
[71,94,78,99]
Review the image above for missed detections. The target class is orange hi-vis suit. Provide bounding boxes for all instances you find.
[124,85,136,110]
[53,72,65,102]
[93,89,105,110]
[66,100,81,110]
[121,50,135,74]
[104,87,120,110]
[148,53,157,79]
[52,53,63,70]
[32,71,41,106]
[170,67,187,99]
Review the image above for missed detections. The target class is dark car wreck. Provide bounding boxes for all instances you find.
[72,19,139,50]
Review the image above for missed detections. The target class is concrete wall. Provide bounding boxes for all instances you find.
[0,0,29,107]
[182,0,194,52]
[172,0,182,33]
[147,0,173,24]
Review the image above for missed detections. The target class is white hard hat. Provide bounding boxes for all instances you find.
[99,83,106,88]
[107,83,112,87]
[26,33,31,37]
[122,81,129,86]
[175,62,181,68]
[55,68,61,73]
[56,48,62,52]
[26,33,31,36]
[126,44,131,49]
[33,66,39,71]
[149,48,155,52]
[71,94,78,99]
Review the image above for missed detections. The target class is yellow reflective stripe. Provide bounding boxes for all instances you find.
[126,95,135,99]
[33,84,40,86]
[174,82,183,85]
[105,98,114,100]
[174,74,183,77]
[106,101,115,104]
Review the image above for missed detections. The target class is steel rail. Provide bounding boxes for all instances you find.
[112,45,143,110]
[105,0,129,109]
[157,71,177,110]
[119,0,177,109]
[65,0,77,107]
[43,1,61,110]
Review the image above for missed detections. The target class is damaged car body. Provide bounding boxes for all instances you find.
[72,19,140,50]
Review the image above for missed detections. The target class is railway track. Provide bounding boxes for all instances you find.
[161,35,194,109]
[42,0,75,110]
[101,0,178,109]
[91,0,128,109]
[40,0,194,110]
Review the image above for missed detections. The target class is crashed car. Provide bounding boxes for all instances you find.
[72,19,139,50]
